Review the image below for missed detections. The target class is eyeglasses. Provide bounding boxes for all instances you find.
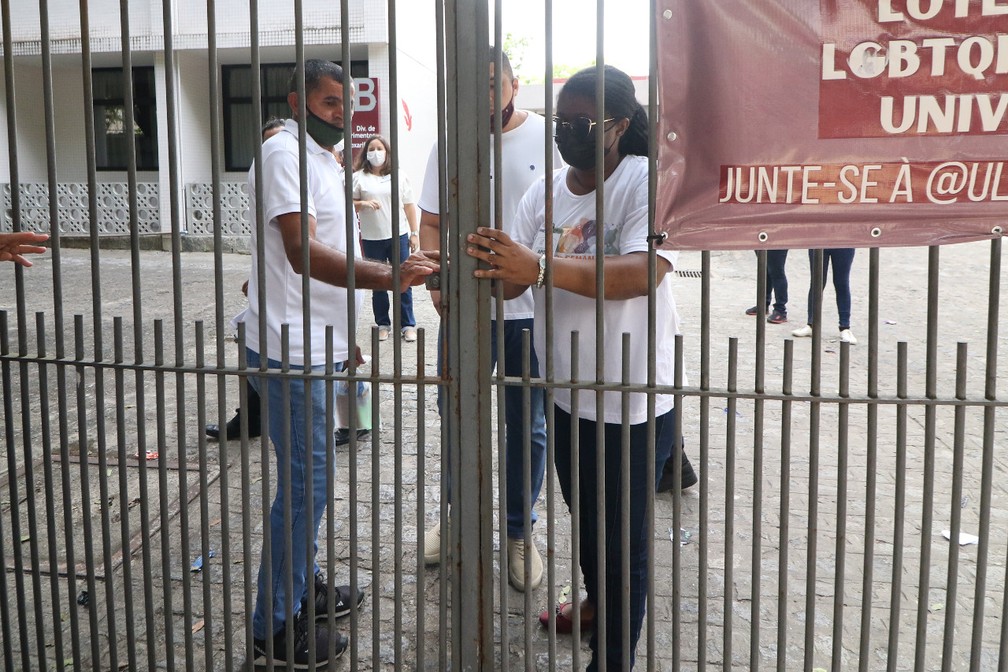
[552,115,615,141]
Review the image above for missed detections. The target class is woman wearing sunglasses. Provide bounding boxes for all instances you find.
[466,64,689,671]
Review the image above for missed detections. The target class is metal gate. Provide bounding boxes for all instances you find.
[1,1,1007,671]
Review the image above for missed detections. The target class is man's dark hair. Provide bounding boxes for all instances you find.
[559,65,649,157]
[261,117,285,138]
[489,46,514,80]
[288,59,345,95]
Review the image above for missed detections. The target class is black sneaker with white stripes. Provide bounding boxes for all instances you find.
[252,608,347,670]
[304,572,366,622]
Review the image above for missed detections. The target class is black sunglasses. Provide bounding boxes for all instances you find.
[553,115,616,141]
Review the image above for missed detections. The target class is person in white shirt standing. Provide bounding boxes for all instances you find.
[352,134,421,343]
[417,48,558,592]
[464,64,695,671]
[246,59,436,670]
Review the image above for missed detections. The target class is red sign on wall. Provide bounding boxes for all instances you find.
[350,77,381,158]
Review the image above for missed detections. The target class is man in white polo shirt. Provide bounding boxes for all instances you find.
[246,59,436,670]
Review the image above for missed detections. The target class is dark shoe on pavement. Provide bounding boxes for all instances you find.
[252,608,346,670]
[744,305,764,316]
[334,428,372,446]
[206,408,261,441]
[305,572,365,622]
[766,309,788,324]
[657,449,698,493]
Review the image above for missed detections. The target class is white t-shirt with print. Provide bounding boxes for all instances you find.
[352,170,416,241]
[417,111,562,321]
[511,155,681,424]
[246,119,363,366]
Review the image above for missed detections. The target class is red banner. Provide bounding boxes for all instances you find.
[656,0,1008,250]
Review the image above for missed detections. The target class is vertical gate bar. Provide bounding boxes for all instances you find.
[858,247,881,672]
[887,343,909,672]
[322,329,336,663]
[489,25,511,672]
[593,3,608,666]
[94,336,118,670]
[970,238,1000,672]
[244,0,276,665]
[112,318,139,669]
[16,294,45,667]
[0,313,24,671]
[831,342,851,671]
[645,3,659,667]
[195,323,215,670]
[415,329,427,672]
[698,250,710,672]
[389,2,407,661]
[621,336,632,672]
[776,340,794,672]
[672,335,685,672]
[31,1,64,668]
[914,246,940,672]
[803,249,824,671]
[723,337,738,672]
[155,0,194,664]
[569,335,583,668]
[541,5,558,668]
[433,0,449,660]
[237,328,256,667]
[940,343,969,671]
[371,349,383,665]
[445,0,494,667]
[523,332,536,670]
[73,315,101,670]
[153,321,176,669]
[34,314,68,668]
[751,250,767,672]
[36,312,68,669]
[203,0,235,664]
[274,327,295,666]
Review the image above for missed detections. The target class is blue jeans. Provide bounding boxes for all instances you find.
[805,248,855,329]
[361,234,415,328]
[553,406,674,672]
[762,249,789,314]
[437,318,547,538]
[247,348,334,639]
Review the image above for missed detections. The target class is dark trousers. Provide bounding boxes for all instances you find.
[805,248,855,329]
[762,249,789,313]
[553,405,674,672]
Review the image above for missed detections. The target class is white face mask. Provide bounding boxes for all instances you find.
[366,149,386,167]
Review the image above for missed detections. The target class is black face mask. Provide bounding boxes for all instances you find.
[556,124,616,172]
[305,108,345,148]
[491,98,515,133]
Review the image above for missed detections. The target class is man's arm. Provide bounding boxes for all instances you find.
[418,208,444,314]
[276,212,436,292]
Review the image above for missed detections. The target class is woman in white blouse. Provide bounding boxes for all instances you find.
[352,135,420,341]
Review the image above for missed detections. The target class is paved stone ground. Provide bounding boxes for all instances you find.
[1,240,1006,670]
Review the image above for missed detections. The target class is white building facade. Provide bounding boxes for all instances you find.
[0,0,437,240]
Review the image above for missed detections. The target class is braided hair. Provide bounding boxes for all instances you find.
[559,65,648,157]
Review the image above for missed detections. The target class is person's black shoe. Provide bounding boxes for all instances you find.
[252,608,347,670]
[206,408,261,441]
[657,449,698,493]
[334,428,372,446]
[304,572,366,622]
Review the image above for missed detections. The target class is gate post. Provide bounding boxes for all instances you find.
[444,1,494,669]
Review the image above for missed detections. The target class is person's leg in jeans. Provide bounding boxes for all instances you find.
[361,238,392,327]
[495,319,547,541]
[396,233,416,328]
[248,348,332,641]
[828,248,855,329]
[806,249,832,325]
[766,249,788,315]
